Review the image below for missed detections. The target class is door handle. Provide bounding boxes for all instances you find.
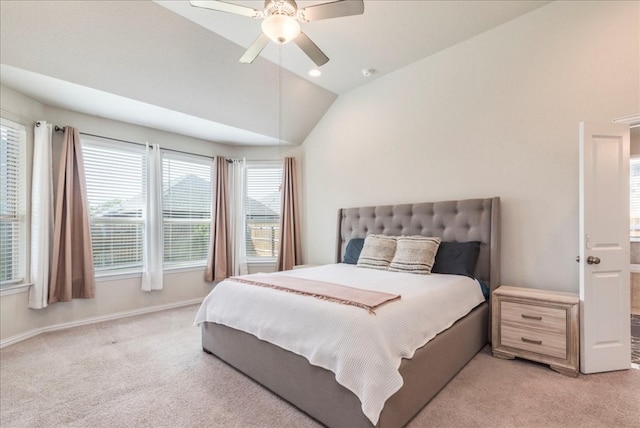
[586,256,601,265]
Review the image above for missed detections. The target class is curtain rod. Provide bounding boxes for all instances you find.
[2,108,37,125]
[51,125,144,147]
[48,125,217,160]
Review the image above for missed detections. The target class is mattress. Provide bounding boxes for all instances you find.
[195,263,486,425]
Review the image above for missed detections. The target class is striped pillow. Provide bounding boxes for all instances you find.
[356,234,397,270]
[389,236,441,275]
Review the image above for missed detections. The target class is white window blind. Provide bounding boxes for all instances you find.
[244,162,282,260]
[0,119,26,285]
[162,152,212,268]
[82,138,146,272]
[631,157,640,240]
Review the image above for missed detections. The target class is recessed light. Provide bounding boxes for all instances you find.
[308,69,322,77]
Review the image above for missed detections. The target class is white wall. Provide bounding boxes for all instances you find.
[0,85,291,344]
[301,1,640,293]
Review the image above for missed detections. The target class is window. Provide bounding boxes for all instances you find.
[82,138,146,273]
[82,138,215,274]
[0,119,26,285]
[631,157,640,240]
[244,162,282,260]
[162,152,212,268]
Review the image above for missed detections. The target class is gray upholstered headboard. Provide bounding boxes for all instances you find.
[335,197,501,295]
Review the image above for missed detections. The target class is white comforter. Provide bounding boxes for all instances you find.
[194,263,485,425]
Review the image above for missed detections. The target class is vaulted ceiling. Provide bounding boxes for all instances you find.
[0,0,550,146]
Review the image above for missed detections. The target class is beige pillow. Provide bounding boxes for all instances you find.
[356,234,397,270]
[389,236,441,275]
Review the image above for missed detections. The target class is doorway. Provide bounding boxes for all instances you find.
[629,125,640,366]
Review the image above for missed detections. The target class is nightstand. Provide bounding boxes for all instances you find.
[492,285,579,377]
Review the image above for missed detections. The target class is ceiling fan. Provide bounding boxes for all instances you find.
[189,0,364,66]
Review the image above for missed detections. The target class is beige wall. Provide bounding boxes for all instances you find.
[301,0,640,293]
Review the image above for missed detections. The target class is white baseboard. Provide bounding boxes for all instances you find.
[0,298,203,349]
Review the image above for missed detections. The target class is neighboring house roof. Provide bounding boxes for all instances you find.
[92,174,279,220]
[163,174,211,218]
[246,196,279,221]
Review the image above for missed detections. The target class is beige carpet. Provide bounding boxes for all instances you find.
[1,304,639,428]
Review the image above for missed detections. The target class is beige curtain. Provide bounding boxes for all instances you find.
[276,157,301,271]
[206,156,231,282]
[49,127,95,303]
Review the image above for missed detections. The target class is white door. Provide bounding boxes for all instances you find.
[579,122,630,374]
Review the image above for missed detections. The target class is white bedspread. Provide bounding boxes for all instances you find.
[194,263,485,425]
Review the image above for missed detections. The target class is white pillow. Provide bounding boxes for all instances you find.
[389,236,441,275]
[356,234,397,270]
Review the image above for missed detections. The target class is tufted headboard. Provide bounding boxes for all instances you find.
[335,197,500,295]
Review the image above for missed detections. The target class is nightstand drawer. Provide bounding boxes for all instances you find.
[501,301,566,334]
[501,324,567,359]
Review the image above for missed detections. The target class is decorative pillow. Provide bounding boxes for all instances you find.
[343,238,365,265]
[356,235,397,270]
[388,236,441,275]
[432,241,481,278]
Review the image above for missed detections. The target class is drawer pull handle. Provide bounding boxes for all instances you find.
[521,337,543,345]
[521,314,542,321]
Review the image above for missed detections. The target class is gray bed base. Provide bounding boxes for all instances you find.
[201,197,500,427]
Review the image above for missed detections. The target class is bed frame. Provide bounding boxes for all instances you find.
[202,197,500,427]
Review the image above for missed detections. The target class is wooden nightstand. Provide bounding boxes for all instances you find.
[492,285,579,377]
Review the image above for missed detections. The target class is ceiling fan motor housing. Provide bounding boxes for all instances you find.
[264,0,298,17]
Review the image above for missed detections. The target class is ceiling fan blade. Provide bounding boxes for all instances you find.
[239,33,271,64]
[293,32,329,67]
[189,1,260,18]
[299,0,364,22]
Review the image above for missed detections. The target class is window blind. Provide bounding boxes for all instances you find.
[0,119,25,284]
[82,138,146,272]
[244,163,282,259]
[162,152,212,268]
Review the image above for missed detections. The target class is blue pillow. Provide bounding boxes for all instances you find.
[477,279,490,301]
[343,238,365,264]
[432,241,481,278]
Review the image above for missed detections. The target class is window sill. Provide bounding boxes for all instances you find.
[0,283,32,297]
[164,265,206,275]
[95,271,142,282]
[95,265,206,282]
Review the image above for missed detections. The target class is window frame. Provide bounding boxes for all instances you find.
[0,118,27,288]
[244,160,282,263]
[161,149,213,270]
[82,136,147,276]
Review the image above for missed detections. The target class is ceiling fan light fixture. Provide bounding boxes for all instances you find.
[261,15,300,44]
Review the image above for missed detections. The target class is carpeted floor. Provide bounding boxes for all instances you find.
[1,305,639,428]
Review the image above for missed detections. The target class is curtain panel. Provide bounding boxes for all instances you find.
[29,121,54,309]
[141,143,164,291]
[205,156,231,282]
[48,127,95,303]
[229,159,248,276]
[276,157,301,271]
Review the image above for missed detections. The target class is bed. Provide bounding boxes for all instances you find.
[197,197,500,427]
